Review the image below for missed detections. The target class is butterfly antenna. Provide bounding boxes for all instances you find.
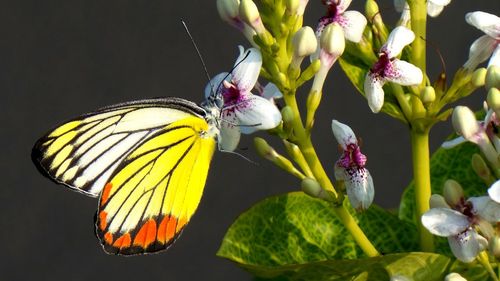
[220,149,259,165]
[215,50,252,98]
[181,20,214,93]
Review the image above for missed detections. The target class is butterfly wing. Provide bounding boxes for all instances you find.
[32,97,206,197]
[95,115,216,255]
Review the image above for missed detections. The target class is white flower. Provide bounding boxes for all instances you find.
[205,46,282,151]
[488,180,500,204]
[443,106,500,168]
[445,273,468,281]
[364,26,423,113]
[464,11,500,70]
[394,0,451,19]
[332,120,374,211]
[316,0,367,43]
[422,194,499,262]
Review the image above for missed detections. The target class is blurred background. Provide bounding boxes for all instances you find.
[1,0,498,280]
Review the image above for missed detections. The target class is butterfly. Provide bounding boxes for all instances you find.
[31,46,282,255]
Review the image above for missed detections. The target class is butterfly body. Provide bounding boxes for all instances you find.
[33,97,220,255]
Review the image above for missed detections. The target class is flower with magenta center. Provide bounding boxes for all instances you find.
[332,120,374,211]
[364,26,423,113]
[205,46,282,151]
[316,0,367,43]
[464,11,500,70]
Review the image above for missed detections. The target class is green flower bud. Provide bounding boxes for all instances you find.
[292,26,317,58]
[254,137,277,161]
[429,194,449,209]
[472,153,493,183]
[452,106,480,141]
[486,65,500,90]
[281,106,294,124]
[488,87,500,111]
[443,179,464,207]
[301,178,323,198]
[471,67,487,88]
[285,0,299,15]
[320,23,345,57]
[489,235,500,258]
[420,86,436,106]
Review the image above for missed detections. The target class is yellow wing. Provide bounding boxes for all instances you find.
[95,116,216,255]
[32,98,206,197]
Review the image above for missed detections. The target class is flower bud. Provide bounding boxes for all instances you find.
[254,137,277,161]
[471,67,487,87]
[443,179,464,207]
[320,23,345,57]
[486,65,500,90]
[487,87,500,110]
[281,106,294,124]
[429,194,450,209]
[217,0,240,25]
[292,26,317,58]
[239,0,260,25]
[444,273,467,281]
[286,0,299,15]
[420,86,436,106]
[472,153,493,182]
[301,178,322,198]
[489,235,500,258]
[452,106,480,141]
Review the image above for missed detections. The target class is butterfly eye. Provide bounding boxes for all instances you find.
[215,97,224,108]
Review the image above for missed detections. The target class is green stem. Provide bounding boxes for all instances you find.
[333,206,380,257]
[410,129,434,252]
[478,251,499,281]
[408,0,427,77]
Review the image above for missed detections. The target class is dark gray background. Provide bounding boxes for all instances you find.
[2,1,498,280]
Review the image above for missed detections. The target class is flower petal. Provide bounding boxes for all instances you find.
[219,113,241,152]
[336,0,353,14]
[464,35,497,70]
[381,26,415,58]
[489,44,500,67]
[262,82,283,100]
[364,73,385,113]
[231,46,262,93]
[448,229,484,263]
[385,59,423,86]
[205,72,230,99]
[426,1,445,18]
[421,208,470,236]
[488,179,500,203]
[441,136,467,149]
[339,167,374,211]
[469,196,500,222]
[331,119,357,150]
[228,94,282,134]
[339,11,367,43]
[466,11,500,39]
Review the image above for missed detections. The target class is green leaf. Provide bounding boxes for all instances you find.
[449,260,492,281]
[218,192,422,280]
[339,56,368,95]
[231,252,451,281]
[399,141,486,224]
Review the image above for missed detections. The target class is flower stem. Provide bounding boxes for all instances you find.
[410,129,434,252]
[408,0,427,77]
[478,251,499,281]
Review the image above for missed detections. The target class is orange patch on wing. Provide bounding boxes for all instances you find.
[166,217,178,241]
[176,217,187,232]
[157,217,169,244]
[98,211,107,230]
[113,233,132,249]
[101,183,113,205]
[104,232,113,245]
[133,219,157,248]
